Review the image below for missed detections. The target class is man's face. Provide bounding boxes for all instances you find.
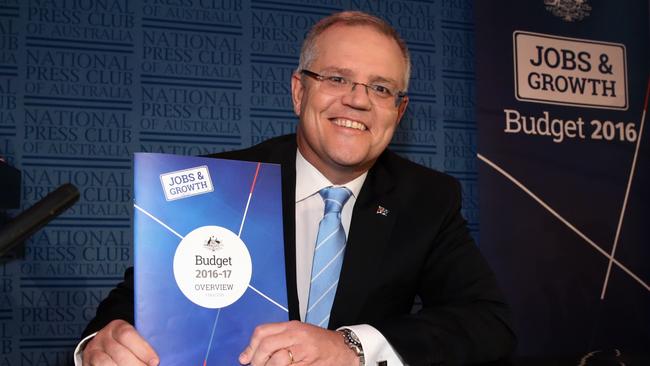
[292,24,409,183]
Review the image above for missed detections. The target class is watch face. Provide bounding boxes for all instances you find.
[339,329,365,365]
[351,333,361,343]
[342,329,357,342]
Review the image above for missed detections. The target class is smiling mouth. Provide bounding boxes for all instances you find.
[331,118,367,131]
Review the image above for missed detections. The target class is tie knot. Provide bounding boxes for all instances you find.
[319,186,352,214]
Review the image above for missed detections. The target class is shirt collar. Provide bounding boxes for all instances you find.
[295,150,368,203]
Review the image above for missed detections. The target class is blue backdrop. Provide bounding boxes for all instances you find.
[0,1,476,364]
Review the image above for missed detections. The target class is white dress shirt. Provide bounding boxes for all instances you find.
[295,151,403,366]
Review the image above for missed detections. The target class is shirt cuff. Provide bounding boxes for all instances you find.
[73,332,97,366]
[338,324,404,366]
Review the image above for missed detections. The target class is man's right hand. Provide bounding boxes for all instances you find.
[82,319,159,366]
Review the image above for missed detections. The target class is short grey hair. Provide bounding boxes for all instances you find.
[297,11,411,91]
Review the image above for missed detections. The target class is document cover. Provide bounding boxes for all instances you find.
[134,153,288,365]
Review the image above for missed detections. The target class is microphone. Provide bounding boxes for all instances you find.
[0,183,80,257]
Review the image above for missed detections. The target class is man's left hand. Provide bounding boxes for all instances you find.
[238,320,359,366]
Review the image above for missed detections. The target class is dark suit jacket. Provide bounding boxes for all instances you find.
[83,134,515,365]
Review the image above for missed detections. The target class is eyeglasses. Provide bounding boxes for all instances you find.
[300,69,406,107]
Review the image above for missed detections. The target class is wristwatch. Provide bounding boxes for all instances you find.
[338,328,365,366]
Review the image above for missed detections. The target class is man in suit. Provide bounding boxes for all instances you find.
[79,11,515,366]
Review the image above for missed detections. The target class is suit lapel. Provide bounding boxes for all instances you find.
[329,156,397,328]
[274,141,301,321]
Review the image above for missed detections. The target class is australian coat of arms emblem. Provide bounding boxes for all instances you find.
[204,235,224,251]
[544,0,591,22]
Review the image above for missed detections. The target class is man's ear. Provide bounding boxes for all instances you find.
[395,95,409,125]
[291,72,304,116]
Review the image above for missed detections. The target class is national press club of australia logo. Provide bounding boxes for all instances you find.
[544,0,591,22]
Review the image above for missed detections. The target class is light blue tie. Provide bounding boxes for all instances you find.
[305,186,352,327]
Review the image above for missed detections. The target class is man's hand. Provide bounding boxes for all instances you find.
[238,321,358,366]
[82,319,159,366]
